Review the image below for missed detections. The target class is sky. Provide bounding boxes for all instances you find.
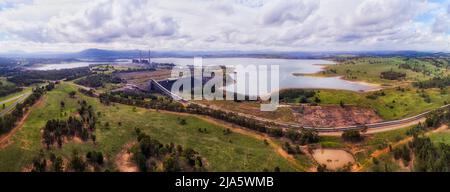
[0,0,449,53]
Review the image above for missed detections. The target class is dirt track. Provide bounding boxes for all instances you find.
[116,142,138,172]
[352,125,448,172]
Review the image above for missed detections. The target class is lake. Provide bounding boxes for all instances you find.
[29,57,379,92]
[152,58,379,92]
[29,60,130,71]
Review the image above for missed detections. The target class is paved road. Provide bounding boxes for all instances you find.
[0,92,32,116]
[150,79,449,134]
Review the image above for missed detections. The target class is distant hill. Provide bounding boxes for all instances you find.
[0,49,449,59]
[76,49,140,59]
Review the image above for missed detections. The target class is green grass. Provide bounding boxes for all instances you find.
[363,152,405,172]
[0,82,300,172]
[363,126,412,156]
[0,77,14,86]
[320,57,445,84]
[366,127,411,147]
[429,131,450,145]
[310,57,450,120]
[316,87,450,120]
[318,136,346,148]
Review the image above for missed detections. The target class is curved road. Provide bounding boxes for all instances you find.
[150,79,449,134]
[0,92,32,116]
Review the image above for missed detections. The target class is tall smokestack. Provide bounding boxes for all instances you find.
[148,50,151,64]
[139,50,142,62]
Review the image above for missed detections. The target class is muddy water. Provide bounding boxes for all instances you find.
[312,149,355,170]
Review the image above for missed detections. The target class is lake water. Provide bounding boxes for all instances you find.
[30,60,130,71]
[152,58,379,92]
[30,57,379,92]
[31,62,92,70]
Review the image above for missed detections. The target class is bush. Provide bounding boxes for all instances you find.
[342,130,362,142]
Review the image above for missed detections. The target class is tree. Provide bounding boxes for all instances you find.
[31,150,47,172]
[69,150,86,172]
[339,100,345,108]
[298,129,319,145]
[342,130,363,142]
[91,134,96,144]
[86,151,104,165]
[52,156,64,172]
[317,164,327,172]
[69,91,77,98]
[274,166,281,172]
[163,156,181,172]
[135,153,147,172]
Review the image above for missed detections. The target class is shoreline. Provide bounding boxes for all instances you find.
[291,63,382,93]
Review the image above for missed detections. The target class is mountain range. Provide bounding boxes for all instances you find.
[0,48,449,60]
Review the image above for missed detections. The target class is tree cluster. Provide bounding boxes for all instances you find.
[0,82,22,97]
[74,73,123,88]
[380,71,406,80]
[42,100,97,148]
[341,130,363,142]
[282,142,303,155]
[132,128,206,172]
[392,145,411,166]
[99,92,184,112]
[8,68,90,86]
[414,76,450,89]
[0,84,51,135]
[409,136,450,172]
[279,89,316,103]
[31,150,104,172]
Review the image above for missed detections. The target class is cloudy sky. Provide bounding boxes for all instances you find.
[0,0,449,52]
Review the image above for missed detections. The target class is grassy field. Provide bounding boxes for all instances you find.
[429,131,450,145]
[362,152,406,172]
[0,82,301,172]
[309,58,450,120]
[318,136,346,149]
[316,87,450,120]
[0,77,13,86]
[319,57,446,84]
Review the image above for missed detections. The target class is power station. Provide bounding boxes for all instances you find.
[132,50,156,69]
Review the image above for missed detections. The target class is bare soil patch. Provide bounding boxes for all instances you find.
[115,142,138,172]
[312,149,355,170]
[292,105,382,127]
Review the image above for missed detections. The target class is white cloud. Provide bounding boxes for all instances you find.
[260,0,318,25]
[432,2,450,34]
[0,0,448,52]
